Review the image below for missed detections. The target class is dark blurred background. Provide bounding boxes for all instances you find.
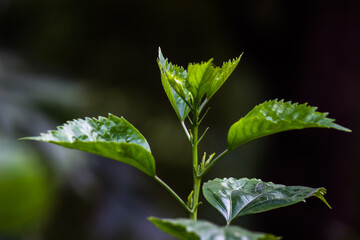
[0,0,359,240]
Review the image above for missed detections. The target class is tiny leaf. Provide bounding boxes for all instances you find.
[149,217,280,240]
[21,114,156,176]
[203,178,331,224]
[227,100,351,150]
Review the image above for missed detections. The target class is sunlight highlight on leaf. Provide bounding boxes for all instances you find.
[21,114,156,176]
[203,177,331,224]
[227,100,351,150]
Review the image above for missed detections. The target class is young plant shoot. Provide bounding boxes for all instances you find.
[22,48,351,239]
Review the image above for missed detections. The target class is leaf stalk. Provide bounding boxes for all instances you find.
[181,121,191,142]
[199,98,209,113]
[154,175,192,213]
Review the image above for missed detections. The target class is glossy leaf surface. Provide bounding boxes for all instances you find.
[149,217,280,240]
[158,48,241,110]
[207,54,242,100]
[203,178,330,224]
[158,48,191,120]
[186,59,216,105]
[21,114,156,176]
[227,100,351,150]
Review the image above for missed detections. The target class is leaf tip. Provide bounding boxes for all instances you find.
[107,112,116,119]
[313,188,332,209]
[333,123,352,132]
[18,137,30,141]
[18,136,42,141]
[237,52,244,61]
[157,47,166,65]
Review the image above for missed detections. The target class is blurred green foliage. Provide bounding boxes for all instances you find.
[0,140,52,234]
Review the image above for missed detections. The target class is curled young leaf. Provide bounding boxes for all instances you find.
[149,217,280,240]
[158,48,191,120]
[158,48,242,111]
[203,177,331,224]
[21,114,156,177]
[227,99,351,150]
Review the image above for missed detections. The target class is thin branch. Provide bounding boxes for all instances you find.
[155,175,192,213]
[198,127,209,143]
[187,115,193,125]
[198,107,211,125]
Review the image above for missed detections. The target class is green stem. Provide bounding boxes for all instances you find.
[191,176,201,220]
[154,175,191,213]
[198,149,230,177]
[190,109,201,220]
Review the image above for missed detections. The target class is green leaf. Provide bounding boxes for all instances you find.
[21,114,156,177]
[158,48,191,120]
[158,48,241,110]
[149,217,280,240]
[227,99,351,150]
[207,54,243,100]
[203,177,331,224]
[186,59,216,105]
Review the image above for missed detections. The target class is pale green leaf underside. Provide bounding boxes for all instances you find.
[227,100,351,150]
[21,114,155,176]
[149,217,280,240]
[158,48,190,120]
[203,178,331,224]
